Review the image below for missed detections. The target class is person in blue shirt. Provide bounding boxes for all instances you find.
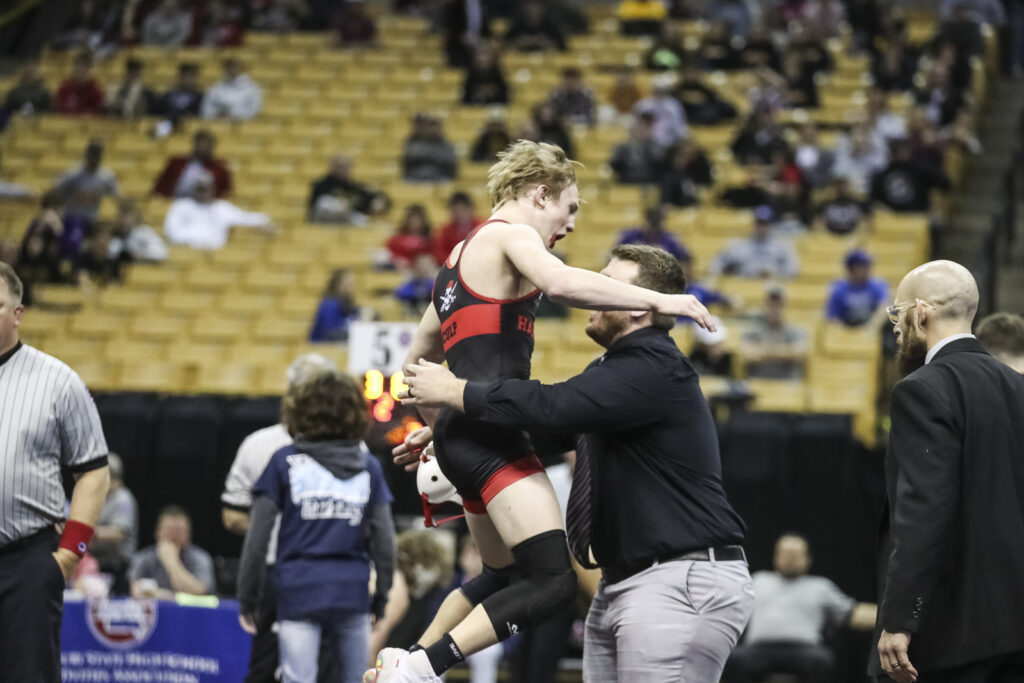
[678,253,732,324]
[616,206,689,262]
[238,371,396,683]
[395,254,439,314]
[310,268,363,342]
[825,250,890,327]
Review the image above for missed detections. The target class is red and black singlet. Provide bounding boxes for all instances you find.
[432,220,541,383]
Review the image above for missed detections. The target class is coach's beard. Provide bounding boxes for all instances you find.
[586,311,629,349]
[896,324,928,377]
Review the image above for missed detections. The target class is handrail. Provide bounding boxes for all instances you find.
[0,0,41,31]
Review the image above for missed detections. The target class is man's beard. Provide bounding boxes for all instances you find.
[896,324,928,377]
[586,311,629,348]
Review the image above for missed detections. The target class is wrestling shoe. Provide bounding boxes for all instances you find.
[387,649,443,683]
[363,647,406,683]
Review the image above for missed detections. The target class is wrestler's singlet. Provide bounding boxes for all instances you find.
[430,220,544,505]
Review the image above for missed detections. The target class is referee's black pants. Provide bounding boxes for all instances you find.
[0,528,63,683]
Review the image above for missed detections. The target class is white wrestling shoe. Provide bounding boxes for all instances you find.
[363,647,406,683]
[385,649,443,683]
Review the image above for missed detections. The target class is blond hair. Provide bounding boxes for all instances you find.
[486,140,581,209]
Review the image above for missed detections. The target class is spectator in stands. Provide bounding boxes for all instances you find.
[402,114,458,183]
[395,254,439,313]
[17,195,66,290]
[196,0,247,47]
[832,123,888,195]
[75,225,126,288]
[617,207,689,262]
[462,47,509,105]
[334,2,378,46]
[130,505,216,600]
[531,102,574,157]
[609,112,664,185]
[201,58,262,120]
[871,138,951,212]
[88,453,138,593]
[142,0,193,46]
[111,198,168,262]
[547,67,595,125]
[153,129,233,199]
[52,139,119,223]
[634,76,688,149]
[793,123,835,189]
[434,191,481,263]
[676,69,739,125]
[727,534,877,683]
[781,51,819,109]
[646,23,688,71]
[307,155,389,225]
[3,61,51,117]
[618,0,667,35]
[709,206,800,279]
[699,21,741,71]
[940,0,1005,27]
[914,63,965,127]
[386,204,434,270]
[252,0,309,31]
[56,52,104,116]
[155,62,204,129]
[238,371,395,683]
[680,254,732,311]
[743,287,809,379]
[825,250,889,328]
[905,107,949,168]
[438,0,491,67]
[505,1,566,51]
[738,22,779,70]
[866,88,907,144]
[976,312,1024,373]
[690,321,735,378]
[815,178,871,236]
[607,67,643,118]
[706,0,754,38]
[106,58,154,120]
[164,173,274,250]
[731,109,789,166]
[309,268,362,342]
[871,42,917,92]
[746,66,787,116]
[660,139,712,207]
[470,118,512,162]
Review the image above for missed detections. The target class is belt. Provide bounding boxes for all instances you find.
[603,545,746,585]
[0,527,57,558]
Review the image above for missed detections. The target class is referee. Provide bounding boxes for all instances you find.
[0,263,111,682]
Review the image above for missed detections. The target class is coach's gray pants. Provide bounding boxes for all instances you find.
[583,559,754,683]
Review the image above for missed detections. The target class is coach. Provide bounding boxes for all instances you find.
[0,263,110,682]
[401,245,753,683]
[873,260,1024,682]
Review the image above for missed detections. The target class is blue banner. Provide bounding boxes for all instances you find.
[61,597,252,683]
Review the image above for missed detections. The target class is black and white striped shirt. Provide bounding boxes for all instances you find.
[0,342,108,545]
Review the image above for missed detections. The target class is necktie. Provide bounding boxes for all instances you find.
[566,435,597,568]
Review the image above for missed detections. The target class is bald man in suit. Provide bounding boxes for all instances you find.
[871,261,1024,682]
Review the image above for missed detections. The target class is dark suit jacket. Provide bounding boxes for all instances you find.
[869,338,1024,674]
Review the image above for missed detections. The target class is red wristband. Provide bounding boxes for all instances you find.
[59,520,95,558]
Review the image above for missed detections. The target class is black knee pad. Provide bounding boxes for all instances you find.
[460,562,516,606]
[480,530,577,640]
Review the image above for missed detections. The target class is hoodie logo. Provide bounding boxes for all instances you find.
[286,453,370,525]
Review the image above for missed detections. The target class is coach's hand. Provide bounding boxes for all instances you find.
[878,630,917,682]
[401,360,467,411]
[238,614,257,635]
[393,425,433,472]
[52,548,78,584]
[659,294,716,332]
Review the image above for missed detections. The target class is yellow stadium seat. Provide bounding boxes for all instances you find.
[251,316,311,344]
[189,316,250,344]
[130,315,185,342]
[69,311,125,340]
[118,360,187,393]
[747,379,808,412]
[217,291,277,317]
[75,358,121,393]
[158,291,216,316]
[193,361,258,395]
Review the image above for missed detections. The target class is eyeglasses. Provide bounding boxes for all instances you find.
[886,299,933,325]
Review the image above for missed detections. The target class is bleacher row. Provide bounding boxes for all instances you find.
[0,7,982,445]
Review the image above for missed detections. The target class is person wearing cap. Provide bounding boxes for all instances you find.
[743,286,808,379]
[163,172,274,250]
[708,206,800,280]
[616,206,689,262]
[826,251,891,328]
[399,244,752,683]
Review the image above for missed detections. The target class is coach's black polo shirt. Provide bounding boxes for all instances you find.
[462,326,745,569]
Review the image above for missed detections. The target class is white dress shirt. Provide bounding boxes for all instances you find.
[164,197,270,250]
[925,333,976,365]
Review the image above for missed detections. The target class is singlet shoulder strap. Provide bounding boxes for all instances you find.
[453,218,510,269]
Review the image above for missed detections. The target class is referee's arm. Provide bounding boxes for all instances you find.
[56,374,111,579]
